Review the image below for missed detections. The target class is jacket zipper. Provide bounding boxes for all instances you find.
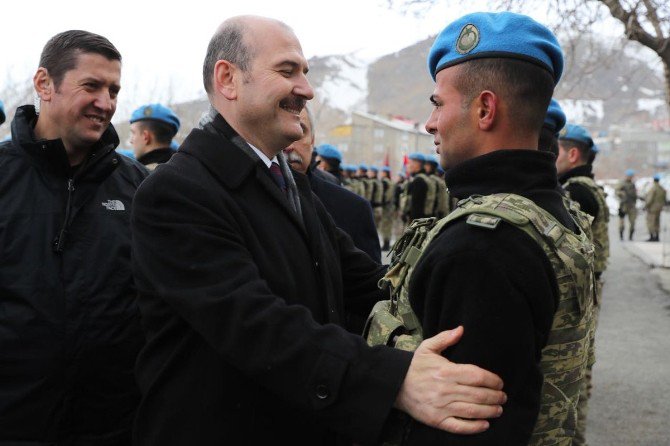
[53,178,75,253]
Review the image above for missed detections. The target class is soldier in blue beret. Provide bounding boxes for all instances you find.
[399,152,437,223]
[556,122,610,444]
[368,11,597,446]
[539,98,566,156]
[315,143,342,183]
[129,103,180,171]
[616,168,639,240]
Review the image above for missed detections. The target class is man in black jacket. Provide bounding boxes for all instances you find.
[131,15,506,446]
[0,31,147,445]
[284,107,381,264]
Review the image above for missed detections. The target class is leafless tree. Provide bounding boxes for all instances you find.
[387,0,670,110]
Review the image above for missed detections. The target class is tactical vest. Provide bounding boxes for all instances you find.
[364,193,596,446]
[428,174,450,218]
[400,173,436,217]
[564,176,610,275]
[382,178,394,206]
[372,179,384,207]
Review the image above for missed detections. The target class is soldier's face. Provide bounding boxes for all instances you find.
[425,65,476,169]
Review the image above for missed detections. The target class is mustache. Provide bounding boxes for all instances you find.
[286,150,303,164]
[279,96,306,111]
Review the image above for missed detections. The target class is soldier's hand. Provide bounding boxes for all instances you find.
[394,326,506,435]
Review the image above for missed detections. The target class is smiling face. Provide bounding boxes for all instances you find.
[233,20,314,156]
[37,52,121,152]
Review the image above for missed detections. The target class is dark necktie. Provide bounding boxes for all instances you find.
[269,162,287,194]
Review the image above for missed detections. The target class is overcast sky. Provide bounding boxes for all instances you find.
[2,0,565,120]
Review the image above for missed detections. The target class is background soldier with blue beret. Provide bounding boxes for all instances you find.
[129,103,180,170]
[380,166,395,250]
[556,122,610,446]
[366,11,596,445]
[644,174,667,242]
[616,169,638,240]
[540,98,566,156]
[400,152,436,222]
[315,143,343,183]
[0,99,5,126]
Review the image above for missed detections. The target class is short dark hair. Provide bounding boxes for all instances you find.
[453,58,554,135]
[202,21,253,95]
[559,139,592,163]
[39,30,121,89]
[136,120,177,146]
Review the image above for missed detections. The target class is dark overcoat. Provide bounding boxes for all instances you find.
[131,114,411,445]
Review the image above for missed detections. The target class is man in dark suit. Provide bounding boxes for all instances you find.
[284,107,381,263]
[131,15,505,445]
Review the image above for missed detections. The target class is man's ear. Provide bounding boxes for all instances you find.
[568,147,581,164]
[33,68,53,102]
[476,90,498,131]
[214,60,239,100]
[142,129,152,145]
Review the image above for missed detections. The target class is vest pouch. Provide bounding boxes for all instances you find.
[363,300,408,348]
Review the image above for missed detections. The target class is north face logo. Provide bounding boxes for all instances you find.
[102,200,125,211]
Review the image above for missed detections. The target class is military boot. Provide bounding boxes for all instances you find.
[629,229,634,241]
[620,228,624,241]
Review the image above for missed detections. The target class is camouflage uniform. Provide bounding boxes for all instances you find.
[380,177,395,250]
[561,171,610,446]
[427,173,450,218]
[400,172,436,223]
[365,191,596,445]
[616,179,637,240]
[644,181,666,241]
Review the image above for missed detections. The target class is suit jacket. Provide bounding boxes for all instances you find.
[131,114,411,445]
[309,167,381,263]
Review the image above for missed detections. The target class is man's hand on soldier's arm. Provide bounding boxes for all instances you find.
[394,326,506,435]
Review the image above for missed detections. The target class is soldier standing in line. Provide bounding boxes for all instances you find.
[357,163,372,201]
[368,165,384,227]
[129,103,180,171]
[617,169,638,241]
[380,166,395,250]
[644,174,667,242]
[0,100,5,126]
[400,152,436,222]
[315,143,342,184]
[425,154,450,218]
[366,12,595,445]
[556,123,609,446]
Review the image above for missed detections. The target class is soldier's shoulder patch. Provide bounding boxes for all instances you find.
[466,213,501,229]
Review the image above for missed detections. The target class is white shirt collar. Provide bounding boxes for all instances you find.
[247,143,278,168]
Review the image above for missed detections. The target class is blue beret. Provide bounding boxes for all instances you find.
[559,124,594,149]
[170,140,179,150]
[544,99,566,135]
[625,169,635,177]
[358,163,368,171]
[654,174,661,181]
[345,164,357,172]
[130,104,180,133]
[369,165,379,172]
[408,152,426,162]
[425,154,439,165]
[316,144,342,162]
[428,12,563,83]
[0,100,5,125]
[382,166,391,173]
